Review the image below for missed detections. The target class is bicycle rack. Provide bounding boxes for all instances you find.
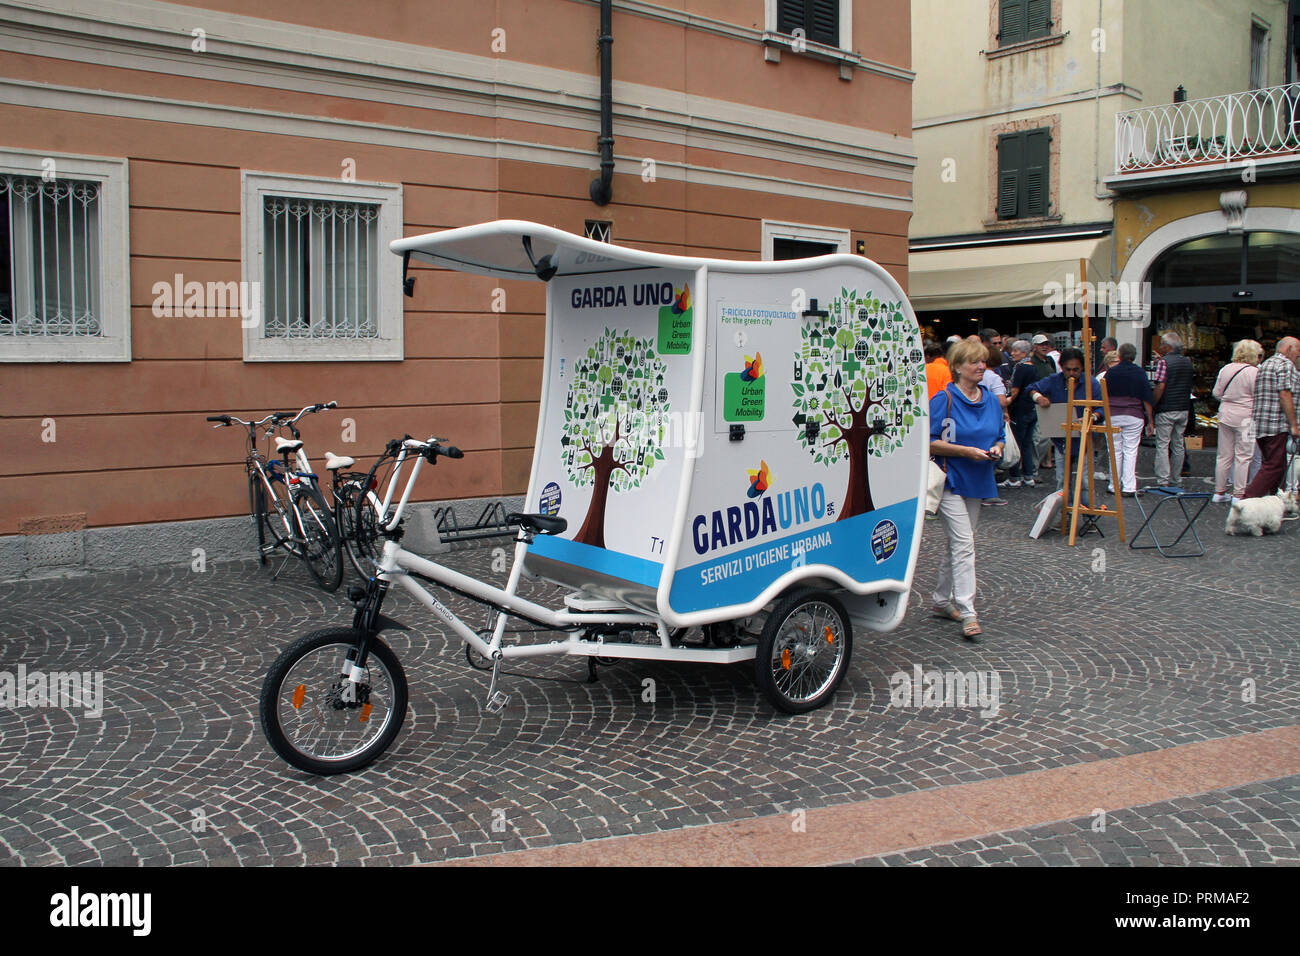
[433,500,515,543]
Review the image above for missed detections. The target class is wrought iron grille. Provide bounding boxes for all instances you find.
[1115,82,1300,174]
[262,196,379,338]
[0,174,102,337]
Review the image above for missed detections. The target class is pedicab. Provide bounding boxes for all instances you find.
[259,220,929,774]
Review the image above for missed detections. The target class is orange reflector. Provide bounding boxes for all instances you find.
[781,648,791,670]
[824,625,834,644]
[360,702,372,723]
[292,684,305,709]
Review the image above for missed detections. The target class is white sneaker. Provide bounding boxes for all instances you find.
[1212,493,1232,503]
[999,478,1022,488]
[1023,478,1036,487]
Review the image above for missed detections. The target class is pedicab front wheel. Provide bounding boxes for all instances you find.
[260,627,408,775]
[755,589,853,714]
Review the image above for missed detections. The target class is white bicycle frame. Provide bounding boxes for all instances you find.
[373,440,758,665]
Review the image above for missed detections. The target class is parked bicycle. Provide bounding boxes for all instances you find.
[207,403,344,592]
[335,434,441,579]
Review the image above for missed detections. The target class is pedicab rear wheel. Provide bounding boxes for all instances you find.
[755,589,852,714]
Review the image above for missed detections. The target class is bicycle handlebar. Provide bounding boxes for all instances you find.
[274,402,339,426]
[383,435,461,463]
[206,402,338,432]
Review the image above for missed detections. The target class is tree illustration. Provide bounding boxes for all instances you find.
[563,328,670,548]
[791,289,925,519]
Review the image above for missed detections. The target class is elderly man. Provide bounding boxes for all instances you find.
[1150,331,1195,488]
[1240,336,1300,498]
[980,327,1013,370]
[999,339,1039,488]
[1029,334,1058,379]
[1098,336,1118,371]
[1029,334,1058,469]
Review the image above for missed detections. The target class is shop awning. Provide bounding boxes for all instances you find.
[908,236,1114,312]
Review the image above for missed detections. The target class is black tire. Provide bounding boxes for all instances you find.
[339,481,383,579]
[259,627,408,775]
[253,472,295,560]
[754,589,853,714]
[250,474,269,566]
[296,484,343,592]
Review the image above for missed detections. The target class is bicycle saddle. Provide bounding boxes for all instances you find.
[507,512,567,536]
[275,436,304,454]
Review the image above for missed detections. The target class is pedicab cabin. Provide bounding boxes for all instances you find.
[391,221,928,633]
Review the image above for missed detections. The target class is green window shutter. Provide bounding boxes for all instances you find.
[997,133,1023,219]
[778,0,805,37]
[810,0,839,47]
[779,0,839,48]
[1022,128,1051,217]
[999,0,1026,44]
[1026,0,1052,39]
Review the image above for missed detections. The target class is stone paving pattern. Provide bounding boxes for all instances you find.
[1,447,1297,865]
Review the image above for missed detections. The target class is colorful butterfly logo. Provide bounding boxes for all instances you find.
[746,460,773,498]
[741,351,764,381]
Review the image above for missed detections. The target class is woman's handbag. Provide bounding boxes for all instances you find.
[999,420,1021,470]
[926,459,947,514]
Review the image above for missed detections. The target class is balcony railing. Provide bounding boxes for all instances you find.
[1115,82,1300,174]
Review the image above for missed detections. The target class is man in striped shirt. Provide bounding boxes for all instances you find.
[1241,336,1300,499]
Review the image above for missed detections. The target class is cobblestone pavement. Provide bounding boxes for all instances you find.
[1,448,1297,865]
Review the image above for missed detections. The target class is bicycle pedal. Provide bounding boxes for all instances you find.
[485,690,510,713]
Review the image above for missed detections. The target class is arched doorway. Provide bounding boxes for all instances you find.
[1117,208,1300,399]
[1147,229,1300,392]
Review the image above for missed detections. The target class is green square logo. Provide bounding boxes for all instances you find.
[724,372,765,421]
[658,306,692,354]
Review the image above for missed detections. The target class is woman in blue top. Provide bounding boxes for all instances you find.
[928,338,1004,641]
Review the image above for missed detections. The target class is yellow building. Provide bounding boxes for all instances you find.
[1107,1,1300,397]
[909,0,1298,367]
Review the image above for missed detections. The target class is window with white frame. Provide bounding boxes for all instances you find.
[0,150,129,363]
[242,172,402,361]
[1250,21,1269,89]
[767,0,851,51]
[761,220,850,260]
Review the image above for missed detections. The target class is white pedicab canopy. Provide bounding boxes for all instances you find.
[392,221,928,631]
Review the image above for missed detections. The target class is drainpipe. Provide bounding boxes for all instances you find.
[589,0,614,206]
[1092,0,1111,202]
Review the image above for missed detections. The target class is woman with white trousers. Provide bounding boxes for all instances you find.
[928,339,1003,642]
[1095,343,1152,496]
[1211,339,1262,503]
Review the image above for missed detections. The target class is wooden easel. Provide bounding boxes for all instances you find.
[1059,259,1127,545]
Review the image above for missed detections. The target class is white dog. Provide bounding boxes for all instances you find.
[1284,489,1300,519]
[1225,495,1287,536]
